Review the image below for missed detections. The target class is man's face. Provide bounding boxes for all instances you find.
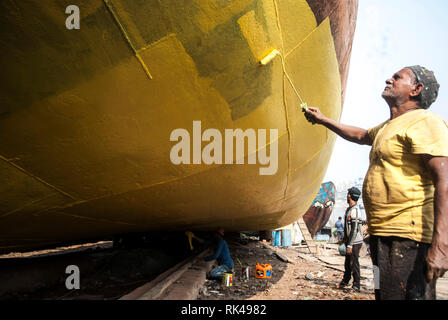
[381,68,417,102]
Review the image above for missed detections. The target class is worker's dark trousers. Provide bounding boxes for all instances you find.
[369,235,437,300]
[342,243,362,288]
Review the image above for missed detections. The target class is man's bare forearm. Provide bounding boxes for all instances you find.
[425,156,448,247]
[432,181,448,248]
[304,107,372,145]
[424,155,448,280]
[320,117,372,146]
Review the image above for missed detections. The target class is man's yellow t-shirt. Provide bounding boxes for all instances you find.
[363,109,448,243]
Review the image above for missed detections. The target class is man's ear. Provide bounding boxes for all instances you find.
[411,82,424,97]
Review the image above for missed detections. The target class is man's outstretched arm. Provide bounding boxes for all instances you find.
[303,107,373,146]
[204,240,224,262]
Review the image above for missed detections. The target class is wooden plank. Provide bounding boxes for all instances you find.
[120,249,211,300]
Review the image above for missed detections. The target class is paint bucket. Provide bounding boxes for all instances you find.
[242,266,250,280]
[338,243,346,256]
[222,273,233,287]
[281,229,292,246]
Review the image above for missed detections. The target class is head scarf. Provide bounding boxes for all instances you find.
[406,65,440,109]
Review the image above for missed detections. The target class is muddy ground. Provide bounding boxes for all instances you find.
[2,235,447,300]
[198,239,376,300]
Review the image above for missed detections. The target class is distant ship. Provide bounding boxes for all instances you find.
[0,0,358,253]
[303,181,336,238]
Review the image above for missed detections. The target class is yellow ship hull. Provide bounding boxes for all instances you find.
[0,0,357,253]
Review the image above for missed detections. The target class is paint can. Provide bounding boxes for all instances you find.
[338,243,346,256]
[242,266,250,280]
[222,273,233,287]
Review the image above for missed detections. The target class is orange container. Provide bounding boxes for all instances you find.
[255,263,272,279]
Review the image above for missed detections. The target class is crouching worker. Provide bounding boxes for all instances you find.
[195,227,234,280]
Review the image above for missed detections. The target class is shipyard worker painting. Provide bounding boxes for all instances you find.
[303,66,448,300]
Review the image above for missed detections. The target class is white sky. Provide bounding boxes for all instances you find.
[324,0,448,183]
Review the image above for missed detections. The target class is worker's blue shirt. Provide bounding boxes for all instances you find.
[335,220,344,232]
[204,239,234,269]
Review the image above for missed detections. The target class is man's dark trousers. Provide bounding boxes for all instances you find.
[342,243,362,288]
[369,235,436,300]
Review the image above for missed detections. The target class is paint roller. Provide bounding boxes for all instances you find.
[185,231,200,250]
[259,48,280,66]
[258,49,315,123]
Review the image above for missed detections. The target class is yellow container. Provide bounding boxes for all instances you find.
[222,273,233,287]
[255,263,272,279]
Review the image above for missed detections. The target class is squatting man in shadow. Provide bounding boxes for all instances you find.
[191,227,235,281]
[303,65,448,300]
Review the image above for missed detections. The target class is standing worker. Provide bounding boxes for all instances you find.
[303,66,448,300]
[335,216,344,242]
[339,187,364,292]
